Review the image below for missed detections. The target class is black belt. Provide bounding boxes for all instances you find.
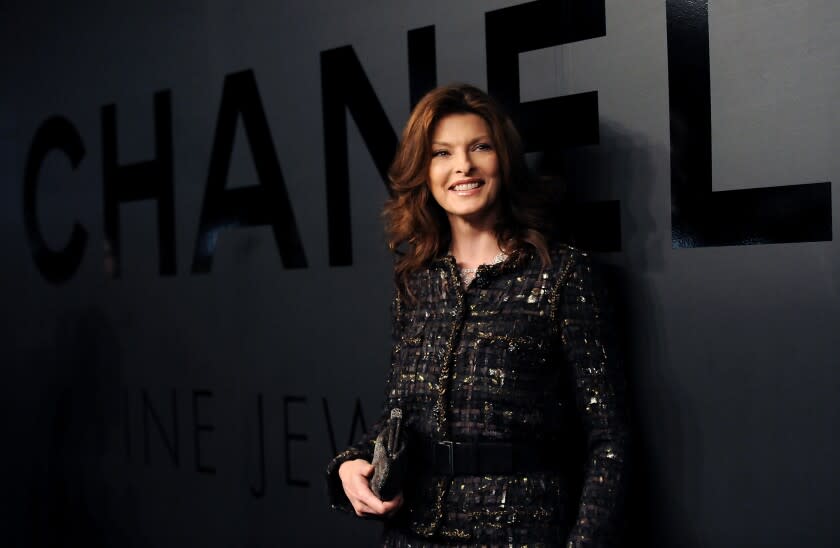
[421,440,556,475]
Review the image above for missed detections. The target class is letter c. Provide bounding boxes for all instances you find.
[23,116,88,284]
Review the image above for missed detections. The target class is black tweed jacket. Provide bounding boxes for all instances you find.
[327,244,628,547]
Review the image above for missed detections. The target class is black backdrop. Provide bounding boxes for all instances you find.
[2,1,838,546]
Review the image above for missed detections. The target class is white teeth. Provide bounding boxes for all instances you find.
[451,181,481,191]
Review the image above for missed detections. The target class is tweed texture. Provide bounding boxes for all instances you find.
[327,245,628,547]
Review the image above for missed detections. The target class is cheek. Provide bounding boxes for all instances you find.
[426,171,443,201]
[428,164,446,190]
[486,160,502,195]
[481,154,500,177]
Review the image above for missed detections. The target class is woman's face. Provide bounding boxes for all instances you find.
[427,112,501,226]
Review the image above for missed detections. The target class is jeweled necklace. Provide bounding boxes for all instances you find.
[455,251,508,286]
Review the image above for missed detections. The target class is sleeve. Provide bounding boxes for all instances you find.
[555,249,629,547]
[324,284,405,514]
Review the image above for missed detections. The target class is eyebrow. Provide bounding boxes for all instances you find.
[431,136,491,147]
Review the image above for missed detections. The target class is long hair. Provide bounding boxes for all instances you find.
[383,83,553,295]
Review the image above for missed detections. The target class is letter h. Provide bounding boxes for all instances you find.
[102,90,176,277]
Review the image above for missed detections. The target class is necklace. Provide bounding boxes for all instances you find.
[455,251,508,286]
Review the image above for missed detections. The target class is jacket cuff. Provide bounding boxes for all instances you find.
[325,445,374,514]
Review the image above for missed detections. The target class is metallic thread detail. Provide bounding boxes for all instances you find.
[327,244,626,546]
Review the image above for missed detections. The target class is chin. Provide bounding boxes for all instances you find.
[450,206,498,224]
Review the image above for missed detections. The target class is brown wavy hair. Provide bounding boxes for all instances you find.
[384,83,553,294]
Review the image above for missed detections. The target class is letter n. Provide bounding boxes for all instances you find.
[320,45,398,266]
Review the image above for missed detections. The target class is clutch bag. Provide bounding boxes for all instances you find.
[369,408,407,501]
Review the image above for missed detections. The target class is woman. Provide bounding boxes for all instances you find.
[326,83,627,547]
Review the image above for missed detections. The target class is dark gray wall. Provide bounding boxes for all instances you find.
[2,1,838,546]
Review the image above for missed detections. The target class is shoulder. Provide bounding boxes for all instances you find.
[392,258,444,313]
[544,242,591,281]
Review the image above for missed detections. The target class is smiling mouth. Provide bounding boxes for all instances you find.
[449,179,483,191]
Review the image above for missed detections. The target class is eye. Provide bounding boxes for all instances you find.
[473,142,493,151]
[432,149,450,158]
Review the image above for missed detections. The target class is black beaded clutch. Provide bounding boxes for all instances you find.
[369,408,407,501]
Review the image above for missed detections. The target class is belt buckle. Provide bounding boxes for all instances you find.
[436,441,454,475]
[481,442,514,474]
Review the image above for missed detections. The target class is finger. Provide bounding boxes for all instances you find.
[360,463,375,478]
[353,483,391,514]
[386,493,404,509]
[355,497,387,517]
[350,476,381,505]
[353,500,375,517]
[381,501,401,515]
[357,491,387,514]
[380,494,399,507]
[381,493,403,512]
[352,493,378,513]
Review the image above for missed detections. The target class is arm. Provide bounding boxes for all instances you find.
[325,285,406,516]
[554,250,628,547]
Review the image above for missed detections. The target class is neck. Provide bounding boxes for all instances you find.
[447,215,504,270]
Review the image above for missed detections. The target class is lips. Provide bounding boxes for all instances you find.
[449,178,483,191]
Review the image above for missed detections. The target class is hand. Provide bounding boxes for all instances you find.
[338,459,404,518]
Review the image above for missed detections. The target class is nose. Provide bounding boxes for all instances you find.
[454,150,473,174]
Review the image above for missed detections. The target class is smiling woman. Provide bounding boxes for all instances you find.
[326,83,628,547]
[382,84,554,291]
[427,112,501,229]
